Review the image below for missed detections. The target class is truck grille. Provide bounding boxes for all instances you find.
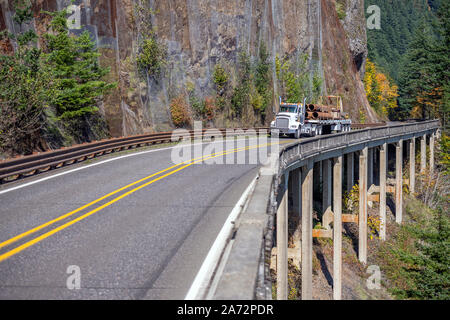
[276,118,289,129]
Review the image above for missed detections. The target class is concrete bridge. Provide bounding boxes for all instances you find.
[213,120,440,300]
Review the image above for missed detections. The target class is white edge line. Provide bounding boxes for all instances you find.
[0,137,259,196]
[184,173,259,300]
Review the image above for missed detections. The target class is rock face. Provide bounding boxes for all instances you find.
[0,0,378,137]
[339,0,368,78]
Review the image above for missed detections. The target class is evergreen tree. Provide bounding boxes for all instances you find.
[42,9,116,141]
[398,19,438,120]
[434,0,450,130]
[231,51,252,118]
[253,42,273,119]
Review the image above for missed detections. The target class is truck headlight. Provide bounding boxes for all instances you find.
[290,125,297,129]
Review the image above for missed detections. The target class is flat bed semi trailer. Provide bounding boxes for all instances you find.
[270,96,352,138]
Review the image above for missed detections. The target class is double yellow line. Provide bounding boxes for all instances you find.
[0,141,280,263]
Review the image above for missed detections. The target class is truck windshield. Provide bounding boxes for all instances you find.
[280,105,297,113]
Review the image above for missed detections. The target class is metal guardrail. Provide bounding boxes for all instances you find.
[213,119,440,300]
[0,127,269,184]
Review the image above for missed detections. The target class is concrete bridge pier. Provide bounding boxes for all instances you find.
[396,140,403,224]
[333,156,343,300]
[291,169,302,251]
[379,143,387,240]
[347,153,354,192]
[368,148,374,187]
[301,160,314,300]
[322,159,332,224]
[410,138,416,194]
[359,147,368,264]
[276,173,289,300]
[421,135,427,174]
[430,132,435,174]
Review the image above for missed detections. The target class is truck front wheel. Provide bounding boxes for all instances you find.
[295,129,300,139]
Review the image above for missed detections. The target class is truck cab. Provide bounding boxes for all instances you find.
[270,102,305,139]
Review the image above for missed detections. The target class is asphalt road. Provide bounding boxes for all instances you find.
[0,136,287,299]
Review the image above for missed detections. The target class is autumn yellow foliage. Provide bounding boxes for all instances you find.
[364,59,399,118]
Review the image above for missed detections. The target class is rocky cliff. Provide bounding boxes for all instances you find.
[0,0,378,137]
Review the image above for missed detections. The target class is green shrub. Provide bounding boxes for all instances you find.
[213,64,229,93]
[0,1,50,155]
[376,197,450,300]
[136,36,167,77]
[275,54,309,103]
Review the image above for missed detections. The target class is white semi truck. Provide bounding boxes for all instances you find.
[270,96,352,138]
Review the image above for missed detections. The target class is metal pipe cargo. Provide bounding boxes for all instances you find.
[307,104,316,112]
[312,112,335,120]
[306,112,317,119]
[307,104,339,113]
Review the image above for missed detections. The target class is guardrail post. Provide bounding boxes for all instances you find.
[410,138,416,194]
[301,159,314,300]
[359,147,368,264]
[430,132,435,174]
[347,153,354,192]
[380,143,387,240]
[421,134,427,174]
[333,156,342,300]
[276,173,289,300]
[396,140,403,224]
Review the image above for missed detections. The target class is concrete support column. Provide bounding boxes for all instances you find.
[322,159,332,216]
[430,132,435,174]
[421,135,427,174]
[368,148,374,187]
[347,153,354,192]
[291,169,301,249]
[359,147,368,264]
[396,140,403,224]
[410,138,416,194]
[276,174,289,300]
[333,156,343,300]
[301,160,314,300]
[379,143,387,241]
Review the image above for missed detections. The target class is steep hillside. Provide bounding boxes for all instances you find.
[0,0,378,141]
